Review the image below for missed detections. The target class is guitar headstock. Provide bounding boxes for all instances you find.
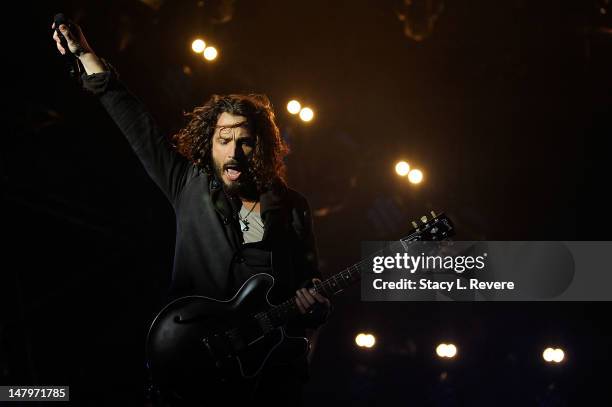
[401,210,455,243]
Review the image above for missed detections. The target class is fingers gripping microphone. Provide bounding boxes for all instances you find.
[53,13,80,78]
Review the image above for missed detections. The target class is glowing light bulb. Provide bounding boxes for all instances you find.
[191,39,206,53]
[299,107,314,122]
[408,169,423,184]
[287,100,301,114]
[395,161,410,176]
[203,46,218,61]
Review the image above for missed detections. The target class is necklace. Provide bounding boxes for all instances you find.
[238,201,258,232]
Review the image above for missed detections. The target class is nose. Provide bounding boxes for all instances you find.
[229,140,244,160]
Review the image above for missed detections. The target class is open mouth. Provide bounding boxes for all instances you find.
[224,164,242,181]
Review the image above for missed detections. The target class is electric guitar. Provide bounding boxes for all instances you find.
[146,211,454,402]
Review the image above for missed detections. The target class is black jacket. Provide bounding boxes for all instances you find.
[80,60,329,330]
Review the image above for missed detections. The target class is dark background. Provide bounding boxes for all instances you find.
[3,0,611,405]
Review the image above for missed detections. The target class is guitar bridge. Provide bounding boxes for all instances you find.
[202,333,235,362]
[225,328,247,352]
[254,312,274,334]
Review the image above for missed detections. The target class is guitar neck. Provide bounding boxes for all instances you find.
[266,243,405,328]
[265,261,366,328]
[263,212,454,329]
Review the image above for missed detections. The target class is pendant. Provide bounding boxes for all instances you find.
[240,219,250,232]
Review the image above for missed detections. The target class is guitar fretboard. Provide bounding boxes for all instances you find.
[263,243,408,327]
[264,214,454,328]
[265,261,368,328]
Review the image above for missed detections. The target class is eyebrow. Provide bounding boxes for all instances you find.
[215,121,248,129]
[216,132,254,140]
[215,126,254,140]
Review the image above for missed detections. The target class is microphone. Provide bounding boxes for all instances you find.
[53,13,81,78]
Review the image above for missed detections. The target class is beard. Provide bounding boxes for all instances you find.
[212,157,258,200]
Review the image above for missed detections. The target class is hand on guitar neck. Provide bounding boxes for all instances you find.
[294,278,331,316]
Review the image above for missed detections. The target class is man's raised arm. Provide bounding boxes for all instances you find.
[51,19,196,206]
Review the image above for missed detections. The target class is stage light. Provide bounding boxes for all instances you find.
[543,347,555,362]
[553,348,565,363]
[395,161,410,176]
[299,107,314,122]
[287,100,301,114]
[355,334,362,345]
[355,333,365,347]
[408,169,423,184]
[355,333,376,348]
[203,46,218,61]
[191,39,206,53]
[543,347,565,363]
[364,334,376,348]
[436,343,457,358]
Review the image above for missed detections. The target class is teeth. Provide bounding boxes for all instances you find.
[226,168,241,180]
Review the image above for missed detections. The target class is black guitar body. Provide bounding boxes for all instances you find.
[146,273,309,402]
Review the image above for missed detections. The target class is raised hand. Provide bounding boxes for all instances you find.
[51,18,106,75]
[51,19,93,57]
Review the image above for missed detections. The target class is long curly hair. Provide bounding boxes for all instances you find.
[171,94,289,192]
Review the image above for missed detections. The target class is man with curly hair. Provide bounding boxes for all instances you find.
[52,20,331,406]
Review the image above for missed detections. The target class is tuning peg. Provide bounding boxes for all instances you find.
[411,221,418,229]
[420,215,428,223]
[430,210,437,218]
